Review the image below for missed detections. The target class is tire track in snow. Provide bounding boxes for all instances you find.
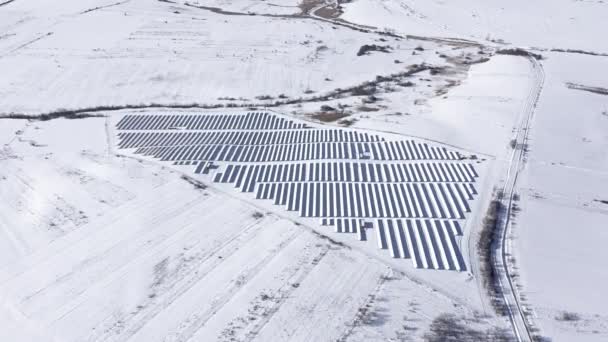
[90,219,301,342]
[67,214,267,341]
[216,241,331,342]
[10,189,204,318]
[158,226,304,342]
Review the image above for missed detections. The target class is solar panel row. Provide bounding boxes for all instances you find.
[320,218,465,271]
[116,111,479,271]
[128,140,460,163]
[117,112,307,131]
[118,128,381,149]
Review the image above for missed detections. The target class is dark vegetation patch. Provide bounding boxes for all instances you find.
[309,229,349,249]
[1,103,225,121]
[496,48,543,60]
[361,95,378,104]
[251,211,264,219]
[550,48,608,57]
[565,83,608,96]
[310,111,350,122]
[357,44,392,56]
[313,4,343,19]
[464,57,491,65]
[424,314,513,342]
[338,118,357,127]
[184,3,250,16]
[255,94,274,100]
[298,0,323,15]
[357,105,379,112]
[435,80,460,97]
[80,0,127,14]
[478,194,507,314]
[555,311,581,322]
[180,174,207,190]
[398,81,415,87]
[2,111,106,121]
[351,85,377,96]
[428,67,446,75]
[3,65,436,121]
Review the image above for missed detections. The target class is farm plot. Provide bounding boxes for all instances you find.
[115,111,480,271]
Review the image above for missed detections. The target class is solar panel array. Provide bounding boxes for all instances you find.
[116,112,479,271]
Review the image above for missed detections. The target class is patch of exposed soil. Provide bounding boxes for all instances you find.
[310,111,350,122]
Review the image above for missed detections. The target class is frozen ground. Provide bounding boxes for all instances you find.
[1,0,606,341]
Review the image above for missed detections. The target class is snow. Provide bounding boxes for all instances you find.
[0,115,500,341]
[513,52,608,341]
[342,0,608,52]
[0,0,471,115]
[1,0,606,340]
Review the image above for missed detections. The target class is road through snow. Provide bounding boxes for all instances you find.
[494,55,545,342]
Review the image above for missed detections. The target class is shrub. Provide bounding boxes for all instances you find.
[255,95,273,100]
[423,314,513,342]
[496,48,543,60]
[357,44,391,56]
[556,311,580,322]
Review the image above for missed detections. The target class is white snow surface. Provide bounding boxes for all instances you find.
[342,0,608,52]
[1,0,607,341]
[513,52,608,341]
[0,116,497,341]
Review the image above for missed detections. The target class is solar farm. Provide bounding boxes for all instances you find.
[115,111,479,271]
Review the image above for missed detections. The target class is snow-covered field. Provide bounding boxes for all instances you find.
[0,115,503,341]
[1,0,606,341]
[341,0,608,52]
[512,52,608,341]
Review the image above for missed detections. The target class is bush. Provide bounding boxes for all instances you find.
[424,314,513,342]
[311,111,350,122]
[398,81,415,87]
[351,85,377,96]
[556,311,580,322]
[362,95,378,104]
[357,44,391,56]
[496,48,543,60]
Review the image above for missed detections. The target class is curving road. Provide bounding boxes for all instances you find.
[494,55,545,342]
